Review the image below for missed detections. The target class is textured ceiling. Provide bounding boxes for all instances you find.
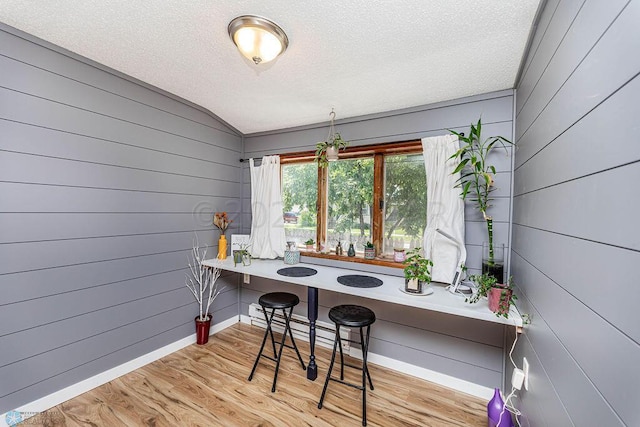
[0,1,542,134]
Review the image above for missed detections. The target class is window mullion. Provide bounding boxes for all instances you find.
[317,165,328,249]
[372,153,384,256]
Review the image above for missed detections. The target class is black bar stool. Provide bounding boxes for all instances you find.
[248,292,306,392]
[318,304,376,426]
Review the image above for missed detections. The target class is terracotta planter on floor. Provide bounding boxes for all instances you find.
[195,314,212,345]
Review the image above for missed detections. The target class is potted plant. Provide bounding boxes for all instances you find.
[315,133,349,167]
[364,241,375,260]
[315,110,349,167]
[403,248,434,294]
[185,237,224,344]
[465,273,517,319]
[304,238,315,250]
[449,119,513,282]
[233,242,251,266]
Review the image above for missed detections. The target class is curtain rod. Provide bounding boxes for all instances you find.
[238,136,455,163]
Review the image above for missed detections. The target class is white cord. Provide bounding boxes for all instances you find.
[496,322,523,427]
[508,322,518,369]
[496,387,522,426]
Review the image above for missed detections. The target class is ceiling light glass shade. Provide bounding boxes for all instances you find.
[228,15,289,65]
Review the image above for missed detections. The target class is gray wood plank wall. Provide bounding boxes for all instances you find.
[242,91,516,390]
[0,25,242,413]
[512,0,639,425]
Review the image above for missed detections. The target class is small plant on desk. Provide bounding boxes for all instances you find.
[403,248,434,294]
[466,273,517,318]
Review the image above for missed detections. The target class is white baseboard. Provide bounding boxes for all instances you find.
[1,316,239,427]
[348,347,493,400]
[242,314,492,400]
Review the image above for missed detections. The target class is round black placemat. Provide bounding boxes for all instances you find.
[277,267,318,277]
[337,275,383,288]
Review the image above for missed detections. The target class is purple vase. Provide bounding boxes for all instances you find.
[487,388,514,427]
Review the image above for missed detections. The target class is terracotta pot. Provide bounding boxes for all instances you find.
[488,287,511,315]
[195,314,212,345]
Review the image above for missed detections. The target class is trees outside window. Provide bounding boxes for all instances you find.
[281,140,426,263]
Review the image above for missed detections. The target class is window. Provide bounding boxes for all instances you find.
[282,162,317,245]
[281,141,426,266]
[327,157,374,249]
[383,153,426,253]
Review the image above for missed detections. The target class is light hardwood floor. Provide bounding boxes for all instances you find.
[28,323,487,426]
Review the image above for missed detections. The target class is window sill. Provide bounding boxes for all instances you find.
[300,250,404,269]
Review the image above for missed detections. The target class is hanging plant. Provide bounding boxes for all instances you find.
[315,109,349,167]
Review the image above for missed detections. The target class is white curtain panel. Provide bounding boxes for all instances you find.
[422,134,466,284]
[249,156,286,259]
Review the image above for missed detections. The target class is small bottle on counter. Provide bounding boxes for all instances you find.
[336,241,343,256]
[347,243,356,257]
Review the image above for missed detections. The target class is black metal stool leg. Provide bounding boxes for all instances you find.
[360,326,368,426]
[265,308,278,358]
[338,326,345,380]
[271,311,289,392]
[248,308,274,381]
[363,325,374,390]
[318,326,340,409]
[283,307,306,370]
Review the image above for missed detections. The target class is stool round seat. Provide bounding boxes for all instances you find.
[259,292,299,309]
[329,304,376,328]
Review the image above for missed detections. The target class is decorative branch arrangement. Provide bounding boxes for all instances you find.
[185,237,224,321]
[213,212,232,235]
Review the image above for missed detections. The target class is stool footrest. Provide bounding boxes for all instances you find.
[329,377,365,391]
[343,362,363,371]
[261,354,278,363]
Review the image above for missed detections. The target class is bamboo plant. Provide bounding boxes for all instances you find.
[449,119,513,271]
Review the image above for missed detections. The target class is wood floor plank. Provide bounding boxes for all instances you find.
[26,323,487,426]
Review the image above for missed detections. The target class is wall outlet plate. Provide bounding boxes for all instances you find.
[523,357,530,390]
[243,273,250,284]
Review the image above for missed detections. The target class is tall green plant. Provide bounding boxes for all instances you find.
[449,119,513,265]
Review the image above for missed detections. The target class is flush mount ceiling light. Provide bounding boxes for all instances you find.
[228,15,289,65]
